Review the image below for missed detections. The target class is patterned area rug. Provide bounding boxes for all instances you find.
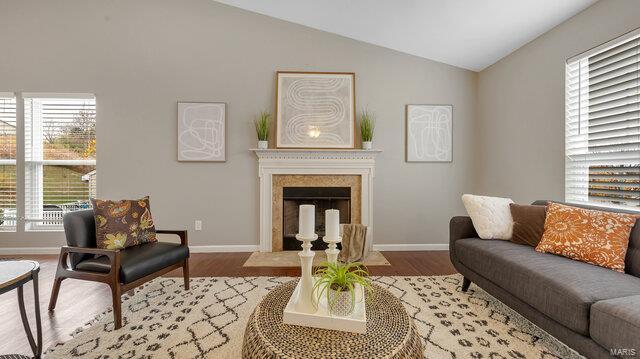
[45,275,582,358]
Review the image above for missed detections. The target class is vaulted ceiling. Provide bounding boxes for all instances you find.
[214,0,598,71]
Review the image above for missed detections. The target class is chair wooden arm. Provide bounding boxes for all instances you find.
[60,245,119,258]
[156,230,188,246]
[56,246,121,283]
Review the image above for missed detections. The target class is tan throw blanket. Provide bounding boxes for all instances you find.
[338,224,368,263]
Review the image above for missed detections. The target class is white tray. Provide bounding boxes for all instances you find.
[282,279,367,334]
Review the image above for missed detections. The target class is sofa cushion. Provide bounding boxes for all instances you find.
[509,203,546,247]
[532,200,640,278]
[455,238,640,335]
[461,194,514,239]
[590,295,640,356]
[536,202,638,272]
[75,242,189,284]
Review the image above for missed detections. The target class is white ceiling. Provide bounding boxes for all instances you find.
[214,0,598,71]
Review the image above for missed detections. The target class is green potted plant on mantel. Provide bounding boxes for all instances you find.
[255,111,271,149]
[360,110,375,150]
[313,261,373,317]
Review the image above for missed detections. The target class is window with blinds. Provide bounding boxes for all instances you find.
[24,95,96,230]
[0,94,16,231]
[566,30,640,209]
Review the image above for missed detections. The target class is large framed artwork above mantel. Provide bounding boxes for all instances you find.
[275,72,356,149]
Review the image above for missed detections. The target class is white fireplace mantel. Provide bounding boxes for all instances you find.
[251,149,381,252]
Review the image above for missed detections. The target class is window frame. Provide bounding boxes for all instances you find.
[0,93,18,232]
[565,28,640,211]
[23,94,96,231]
[0,92,97,232]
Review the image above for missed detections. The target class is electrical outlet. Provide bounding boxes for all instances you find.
[195,220,202,231]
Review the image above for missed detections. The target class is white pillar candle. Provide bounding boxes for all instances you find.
[325,209,340,239]
[299,205,315,238]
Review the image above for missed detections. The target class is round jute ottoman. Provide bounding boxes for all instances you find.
[242,280,423,358]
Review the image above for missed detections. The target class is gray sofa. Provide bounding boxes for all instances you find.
[450,200,640,359]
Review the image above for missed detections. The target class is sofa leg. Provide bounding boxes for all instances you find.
[183,259,190,290]
[111,284,122,329]
[461,277,471,292]
[48,277,64,311]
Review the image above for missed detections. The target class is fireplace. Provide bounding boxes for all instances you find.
[253,149,380,252]
[282,187,350,251]
[270,174,362,252]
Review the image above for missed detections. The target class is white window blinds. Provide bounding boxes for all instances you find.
[566,30,640,209]
[24,94,96,229]
[0,94,16,230]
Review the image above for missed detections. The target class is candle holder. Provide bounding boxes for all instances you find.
[294,233,318,313]
[323,235,343,265]
[283,208,366,333]
[284,233,367,334]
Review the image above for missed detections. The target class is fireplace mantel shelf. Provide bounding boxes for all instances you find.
[250,148,382,161]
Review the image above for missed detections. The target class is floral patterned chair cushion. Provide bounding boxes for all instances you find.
[536,202,639,272]
[91,196,157,250]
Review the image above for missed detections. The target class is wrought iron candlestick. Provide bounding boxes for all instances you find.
[294,233,318,313]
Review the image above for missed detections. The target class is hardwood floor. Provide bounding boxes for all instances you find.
[0,251,456,356]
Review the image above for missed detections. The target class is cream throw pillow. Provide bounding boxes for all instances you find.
[462,194,514,240]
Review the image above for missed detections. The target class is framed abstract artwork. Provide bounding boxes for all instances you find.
[406,104,453,162]
[276,71,355,149]
[177,102,226,162]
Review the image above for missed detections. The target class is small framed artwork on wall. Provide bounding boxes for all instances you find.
[177,102,226,162]
[276,71,356,149]
[406,104,453,162]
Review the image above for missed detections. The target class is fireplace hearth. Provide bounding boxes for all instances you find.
[282,187,350,251]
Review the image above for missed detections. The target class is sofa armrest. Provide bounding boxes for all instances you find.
[449,216,477,263]
[156,230,188,246]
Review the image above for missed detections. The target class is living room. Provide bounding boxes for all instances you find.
[0,0,639,358]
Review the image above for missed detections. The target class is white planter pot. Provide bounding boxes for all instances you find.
[328,287,355,316]
[257,140,268,149]
[362,141,373,150]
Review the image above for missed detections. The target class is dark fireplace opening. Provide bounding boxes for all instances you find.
[283,187,350,251]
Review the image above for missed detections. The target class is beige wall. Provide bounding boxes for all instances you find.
[0,0,478,249]
[476,0,640,203]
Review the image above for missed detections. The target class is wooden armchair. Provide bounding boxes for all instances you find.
[48,209,189,329]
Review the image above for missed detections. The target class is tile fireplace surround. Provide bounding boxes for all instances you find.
[252,149,381,252]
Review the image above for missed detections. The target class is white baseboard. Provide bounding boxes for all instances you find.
[0,245,261,255]
[0,244,444,255]
[372,243,449,251]
[190,245,260,253]
[0,247,60,255]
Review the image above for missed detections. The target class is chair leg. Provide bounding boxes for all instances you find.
[111,284,122,329]
[461,277,471,292]
[183,259,190,290]
[48,276,64,311]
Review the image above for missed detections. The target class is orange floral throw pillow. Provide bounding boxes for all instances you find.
[536,203,639,272]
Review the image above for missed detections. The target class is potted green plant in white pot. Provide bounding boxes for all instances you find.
[313,261,372,317]
[360,110,375,150]
[255,111,270,149]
